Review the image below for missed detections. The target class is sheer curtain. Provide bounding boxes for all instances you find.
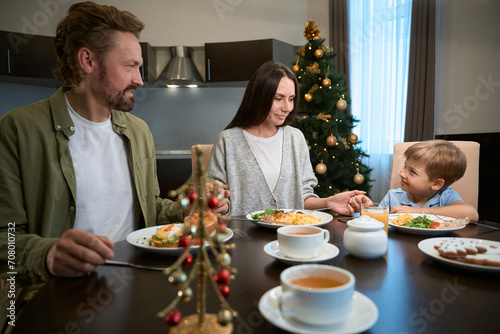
[348,0,412,201]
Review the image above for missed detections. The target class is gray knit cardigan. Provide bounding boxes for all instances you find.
[208,126,318,216]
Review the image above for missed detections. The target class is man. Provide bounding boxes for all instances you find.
[0,1,228,283]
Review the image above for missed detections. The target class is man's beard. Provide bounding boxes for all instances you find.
[108,84,137,112]
[94,65,137,112]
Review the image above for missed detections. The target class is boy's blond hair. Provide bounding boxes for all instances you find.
[404,140,467,188]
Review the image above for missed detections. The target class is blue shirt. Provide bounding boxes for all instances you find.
[379,188,463,209]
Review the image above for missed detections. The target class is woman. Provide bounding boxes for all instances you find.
[208,61,369,216]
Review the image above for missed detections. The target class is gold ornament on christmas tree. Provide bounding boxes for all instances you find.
[314,49,324,58]
[336,98,347,110]
[348,133,358,144]
[322,78,331,87]
[157,145,238,333]
[353,173,364,185]
[326,135,337,146]
[305,84,319,103]
[353,163,364,185]
[292,57,300,74]
[304,20,321,40]
[315,162,327,174]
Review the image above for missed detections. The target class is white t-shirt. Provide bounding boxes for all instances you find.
[243,127,283,192]
[66,96,136,242]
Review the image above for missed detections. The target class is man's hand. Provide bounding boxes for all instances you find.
[46,229,114,277]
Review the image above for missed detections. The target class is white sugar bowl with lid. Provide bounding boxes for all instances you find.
[344,216,388,259]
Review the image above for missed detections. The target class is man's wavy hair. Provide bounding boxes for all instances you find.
[53,1,144,86]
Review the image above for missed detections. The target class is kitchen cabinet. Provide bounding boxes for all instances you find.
[140,42,157,83]
[204,38,294,82]
[0,30,156,83]
[0,30,56,79]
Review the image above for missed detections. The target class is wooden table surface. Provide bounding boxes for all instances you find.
[12,217,500,334]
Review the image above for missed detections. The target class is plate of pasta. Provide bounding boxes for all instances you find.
[388,213,469,235]
[126,222,233,255]
[245,209,333,229]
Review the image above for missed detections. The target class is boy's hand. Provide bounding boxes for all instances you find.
[390,206,422,214]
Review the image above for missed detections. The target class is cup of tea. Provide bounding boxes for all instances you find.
[279,264,355,325]
[277,225,330,259]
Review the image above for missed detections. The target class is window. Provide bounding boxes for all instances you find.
[348,0,412,201]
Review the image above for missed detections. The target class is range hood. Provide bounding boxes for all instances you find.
[154,46,205,87]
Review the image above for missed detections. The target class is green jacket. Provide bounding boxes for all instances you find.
[0,87,182,283]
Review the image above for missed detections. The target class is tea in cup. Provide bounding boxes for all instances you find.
[279,264,355,325]
[277,226,330,259]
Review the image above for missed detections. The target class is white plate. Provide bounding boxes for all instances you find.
[388,213,467,235]
[259,286,378,334]
[418,237,500,272]
[246,209,333,229]
[126,224,233,255]
[263,241,339,265]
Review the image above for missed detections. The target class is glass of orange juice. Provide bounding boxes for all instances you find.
[361,203,389,233]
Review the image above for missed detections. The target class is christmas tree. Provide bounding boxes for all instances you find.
[292,21,373,198]
[157,145,237,333]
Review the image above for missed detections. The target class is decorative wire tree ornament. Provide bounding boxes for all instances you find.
[157,145,237,333]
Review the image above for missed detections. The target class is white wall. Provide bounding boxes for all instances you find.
[435,0,500,135]
[0,0,313,46]
[0,0,330,82]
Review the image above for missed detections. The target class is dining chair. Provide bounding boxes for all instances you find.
[190,144,213,173]
[389,141,480,210]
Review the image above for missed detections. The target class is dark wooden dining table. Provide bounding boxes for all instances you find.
[12,217,500,334]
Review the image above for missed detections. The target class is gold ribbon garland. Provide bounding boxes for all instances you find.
[306,62,321,74]
[316,113,331,122]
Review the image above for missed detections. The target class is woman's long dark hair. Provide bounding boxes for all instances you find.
[226,60,299,129]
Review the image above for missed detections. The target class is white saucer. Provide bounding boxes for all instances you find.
[263,241,340,265]
[258,286,379,334]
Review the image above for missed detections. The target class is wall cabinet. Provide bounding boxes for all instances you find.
[0,30,56,79]
[0,30,156,83]
[204,38,294,82]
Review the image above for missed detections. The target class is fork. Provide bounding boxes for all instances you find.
[230,217,296,225]
[104,260,166,271]
[233,228,247,238]
[429,211,449,222]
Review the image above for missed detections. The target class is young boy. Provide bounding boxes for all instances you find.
[380,140,479,221]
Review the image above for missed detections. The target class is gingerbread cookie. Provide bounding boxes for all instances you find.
[434,238,500,267]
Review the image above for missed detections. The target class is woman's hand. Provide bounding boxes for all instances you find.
[204,180,231,214]
[326,190,372,216]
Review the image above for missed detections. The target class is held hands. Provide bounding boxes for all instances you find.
[327,190,373,216]
[46,229,114,277]
[204,180,231,214]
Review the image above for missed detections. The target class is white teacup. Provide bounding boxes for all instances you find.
[279,264,355,325]
[277,225,330,259]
